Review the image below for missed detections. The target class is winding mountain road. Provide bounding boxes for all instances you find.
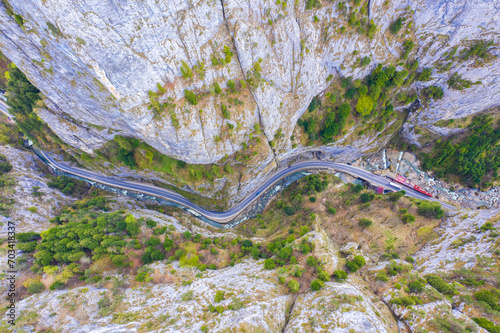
[36,149,455,224]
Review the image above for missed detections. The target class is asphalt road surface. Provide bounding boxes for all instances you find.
[37,150,455,224]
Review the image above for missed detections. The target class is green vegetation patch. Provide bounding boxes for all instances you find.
[419,115,500,188]
[6,67,43,137]
[47,176,89,196]
[473,317,500,333]
[297,62,421,145]
[88,135,234,209]
[0,154,13,175]
[4,65,67,150]
[32,199,139,268]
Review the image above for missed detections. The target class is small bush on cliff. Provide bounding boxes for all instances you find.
[180,61,193,79]
[310,279,324,291]
[358,218,373,228]
[184,90,198,105]
[389,17,403,34]
[288,279,300,293]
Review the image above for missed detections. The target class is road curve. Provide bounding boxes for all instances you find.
[36,149,455,224]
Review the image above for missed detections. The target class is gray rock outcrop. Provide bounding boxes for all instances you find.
[0,0,498,173]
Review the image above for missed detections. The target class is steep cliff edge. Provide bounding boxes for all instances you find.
[0,0,498,202]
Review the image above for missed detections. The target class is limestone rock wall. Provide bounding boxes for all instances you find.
[0,0,498,166]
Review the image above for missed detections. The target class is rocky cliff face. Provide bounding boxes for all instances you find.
[0,0,498,167]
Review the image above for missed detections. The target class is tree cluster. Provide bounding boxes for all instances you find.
[6,67,44,138]
[420,115,500,187]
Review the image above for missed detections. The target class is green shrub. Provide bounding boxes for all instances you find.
[180,60,193,79]
[391,295,423,307]
[301,243,311,255]
[288,279,300,293]
[358,218,373,228]
[417,67,432,82]
[400,40,414,60]
[292,265,303,277]
[209,263,217,270]
[356,95,374,115]
[389,17,403,34]
[305,0,320,10]
[327,207,337,215]
[474,289,500,311]
[352,184,364,193]
[376,271,389,282]
[346,261,360,272]
[284,206,296,216]
[227,80,236,92]
[306,256,318,267]
[163,239,174,251]
[0,155,12,175]
[447,72,475,90]
[333,270,348,281]
[135,272,149,282]
[360,56,371,67]
[358,85,368,96]
[367,19,377,38]
[146,237,161,247]
[223,45,233,63]
[49,281,65,291]
[214,290,225,303]
[264,258,276,270]
[145,219,157,228]
[221,103,230,119]
[388,190,405,202]
[423,85,444,100]
[360,192,375,203]
[14,14,24,27]
[310,279,324,291]
[184,89,198,105]
[472,317,500,333]
[401,214,415,224]
[278,246,293,260]
[317,270,330,282]
[425,274,457,296]
[308,96,321,113]
[111,254,131,267]
[417,202,444,219]
[175,249,187,259]
[18,242,37,252]
[46,22,62,37]
[480,222,495,232]
[213,82,222,94]
[27,282,45,294]
[18,232,41,243]
[353,255,365,267]
[47,176,88,196]
[408,280,424,293]
[5,67,45,139]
